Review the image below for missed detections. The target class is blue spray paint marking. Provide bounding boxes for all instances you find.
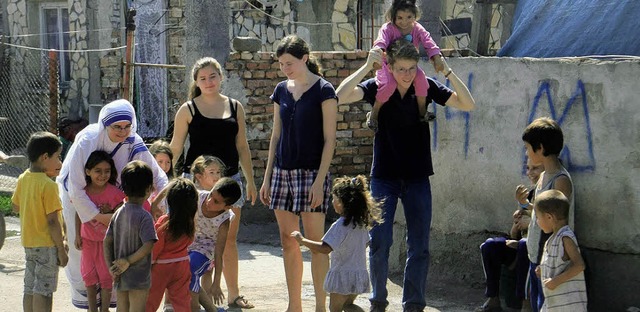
[522,80,596,173]
[431,73,473,158]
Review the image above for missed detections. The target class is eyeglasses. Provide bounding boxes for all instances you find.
[392,66,417,75]
[109,124,132,132]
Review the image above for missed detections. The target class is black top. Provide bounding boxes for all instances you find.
[358,77,452,179]
[184,98,240,176]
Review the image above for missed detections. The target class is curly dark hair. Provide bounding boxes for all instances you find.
[331,175,383,229]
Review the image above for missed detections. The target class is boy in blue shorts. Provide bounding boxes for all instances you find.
[12,131,68,312]
[189,177,241,312]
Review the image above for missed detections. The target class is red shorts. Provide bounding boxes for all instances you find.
[80,239,113,288]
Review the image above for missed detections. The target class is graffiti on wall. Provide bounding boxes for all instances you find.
[430,73,596,173]
[431,73,474,158]
[523,79,596,173]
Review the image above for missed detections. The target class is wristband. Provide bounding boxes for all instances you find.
[519,201,530,209]
[444,69,453,78]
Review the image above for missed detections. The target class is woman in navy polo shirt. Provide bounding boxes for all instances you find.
[259,35,338,312]
[336,39,475,312]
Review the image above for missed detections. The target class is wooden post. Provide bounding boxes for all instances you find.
[122,8,136,103]
[470,0,518,55]
[470,0,493,55]
[48,50,59,134]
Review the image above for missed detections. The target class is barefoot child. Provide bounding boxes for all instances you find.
[534,190,587,311]
[291,175,383,312]
[75,151,124,312]
[104,161,158,312]
[12,132,68,312]
[189,177,241,312]
[146,178,199,312]
[367,0,446,130]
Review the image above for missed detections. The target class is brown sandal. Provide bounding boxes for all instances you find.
[228,295,254,309]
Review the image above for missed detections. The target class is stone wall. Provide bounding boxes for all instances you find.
[229,0,358,52]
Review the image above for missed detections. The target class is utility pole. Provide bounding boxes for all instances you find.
[122,8,136,103]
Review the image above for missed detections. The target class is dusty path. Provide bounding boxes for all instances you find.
[0,217,480,312]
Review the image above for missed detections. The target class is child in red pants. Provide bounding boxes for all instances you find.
[146,178,199,312]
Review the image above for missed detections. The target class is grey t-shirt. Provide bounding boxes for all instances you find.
[105,202,158,290]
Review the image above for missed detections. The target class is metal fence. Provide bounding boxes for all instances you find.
[0,43,58,156]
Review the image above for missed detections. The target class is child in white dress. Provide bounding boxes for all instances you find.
[292,175,383,312]
[534,190,587,311]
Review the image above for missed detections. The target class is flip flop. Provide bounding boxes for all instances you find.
[228,295,254,309]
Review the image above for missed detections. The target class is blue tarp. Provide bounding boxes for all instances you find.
[498,0,640,57]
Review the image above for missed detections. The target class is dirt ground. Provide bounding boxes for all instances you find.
[0,216,485,312]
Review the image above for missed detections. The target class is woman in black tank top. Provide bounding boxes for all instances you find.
[169,57,257,309]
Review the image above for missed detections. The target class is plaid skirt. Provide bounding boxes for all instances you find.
[269,166,331,214]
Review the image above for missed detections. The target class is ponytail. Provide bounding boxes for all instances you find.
[276,35,323,77]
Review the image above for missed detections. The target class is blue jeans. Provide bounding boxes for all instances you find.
[369,177,432,311]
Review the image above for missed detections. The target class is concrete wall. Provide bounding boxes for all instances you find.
[404,56,640,311]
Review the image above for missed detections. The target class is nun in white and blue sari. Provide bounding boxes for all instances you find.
[57,99,168,309]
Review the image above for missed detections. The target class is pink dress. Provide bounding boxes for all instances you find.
[373,22,441,103]
[80,183,124,288]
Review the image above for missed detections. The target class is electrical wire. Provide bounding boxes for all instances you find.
[0,27,125,39]
[241,0,334,27]
[0,41,127,53]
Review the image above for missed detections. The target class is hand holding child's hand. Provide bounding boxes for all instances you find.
[291,231,304,244]
[431,54,446,73]
[535,265,541,278]
[543,278,558,290]
[111,258,130,276]
[367,48,383,70]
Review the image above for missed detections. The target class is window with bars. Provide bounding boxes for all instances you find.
[356,0,388,50]
[40,3,70,85]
